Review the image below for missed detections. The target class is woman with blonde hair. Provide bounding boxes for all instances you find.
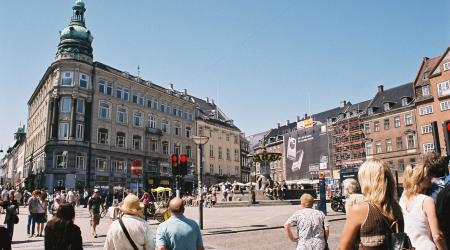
[337,159,404,249]
[400,161,448,250]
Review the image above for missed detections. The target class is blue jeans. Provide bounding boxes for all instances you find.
[27,214,35,235]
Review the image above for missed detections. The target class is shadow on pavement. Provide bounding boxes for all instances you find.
[205,224,267,231]
[12,239,40,244]
[204,226,282,236]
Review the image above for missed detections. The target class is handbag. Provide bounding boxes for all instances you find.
[118,218,138,250]
[12,214,19,224]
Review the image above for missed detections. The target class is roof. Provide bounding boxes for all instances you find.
[191,96,240,131]
[413,56,441,87]
[367,83,413,114]
[429,47,450,78]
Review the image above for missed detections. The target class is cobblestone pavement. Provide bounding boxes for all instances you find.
[5,204,345,250]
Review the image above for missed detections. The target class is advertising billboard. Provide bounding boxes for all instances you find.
[284,122,330,180]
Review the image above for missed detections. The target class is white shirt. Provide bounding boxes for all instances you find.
[104,214,154,250]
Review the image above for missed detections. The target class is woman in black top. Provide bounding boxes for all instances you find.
[2,194,19,241]
[44,203,82,250]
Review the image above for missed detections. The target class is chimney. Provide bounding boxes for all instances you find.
[206,97,210,103]
[277,123,280,128]
[423,57,429,61]
[183,89,187,95]
[377,85,384,93]
[286,120,290,126]
[211,99,215,105]
[297,116,301,122]
[340,100,347,108]
[168,83,174,90]
[304,113,308,119]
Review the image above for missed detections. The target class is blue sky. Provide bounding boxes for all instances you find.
[0,0,449,151]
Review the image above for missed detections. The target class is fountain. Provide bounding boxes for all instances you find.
[251,138,282,191]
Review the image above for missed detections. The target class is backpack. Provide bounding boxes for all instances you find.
[436,183,450,246]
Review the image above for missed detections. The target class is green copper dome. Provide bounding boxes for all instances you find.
[74,0,85,8]
[60,25,93,43]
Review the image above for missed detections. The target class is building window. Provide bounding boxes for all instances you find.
[98,128,108,144]
[440,100,450,111]
[55,153,67,168]
[394,116,400,128]
[423,143,435,153]
[401,98,409,107]
[185,146,191,158]
[209,145,214,158]
[133,135,141,150]
[226,148,231,160]
[133,111,142,127]
[421,124,432,134]
[174,122,181,136]
[58,122,69,140]
[185,126,191,138]
[234,149,239,161]
[76,154,85,169]
[235,166,239,175]
[98,80,113,95]
[61,71,73,86]
[116,132,126,148]
[161,119,169,133]
[219,165,222,175]
[210,164,214,174]
[96,158,107,171]
[76,124,84,140]
[117,161,126,172]
[116,87,129,101]
[376,142,382,154]
[384,103,391,111]
[407,134,415,149]
[405,113,413,125]
[422,85,430,97]
[444,62,450,71]
[174,144,181,155]
[199,127,204,136]
[150,140,158,152]
[99,101,111,119]
[365,142,372,156]
[396,137,403,150]
[60,97,72,113]
[419,105,433,116]
[117,107,128,124]
[374,121,380,132]
[226,134,230,141]
[79,73,89,88]
[234,135,238,144]
[162,141,169,155]
[149,116,157,128]
[386,139,392,152]
[76,99,85,114]
[438,81,450,97]
[218,147,223,159]
[364,122,370,133]
[367,108,374,115]
[384,119,390,130]
[398,160,405,171]
[160,102,166,113]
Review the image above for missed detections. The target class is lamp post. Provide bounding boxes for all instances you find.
[192,135,209,230]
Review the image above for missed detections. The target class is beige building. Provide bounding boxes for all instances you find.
[24,1,197,192]
[194,97,241,186]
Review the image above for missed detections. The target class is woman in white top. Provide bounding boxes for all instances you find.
[400,161,448,250]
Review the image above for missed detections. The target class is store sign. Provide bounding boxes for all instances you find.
[297,118,315,130]
[130,160,143,176]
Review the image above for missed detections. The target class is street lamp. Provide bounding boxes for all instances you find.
[192,135,209,230]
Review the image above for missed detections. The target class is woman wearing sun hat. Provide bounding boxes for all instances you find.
[104,194,155,250]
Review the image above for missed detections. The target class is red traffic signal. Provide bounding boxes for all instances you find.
[445,120,450,156]
[180,154,188,164]
[171,154,179,176]
[171,154,178,163]
[180,154,188,175]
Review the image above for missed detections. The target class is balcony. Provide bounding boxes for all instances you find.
[438,89,450,100]
[146,127,163,136]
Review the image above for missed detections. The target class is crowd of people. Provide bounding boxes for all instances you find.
[283,152,450,250]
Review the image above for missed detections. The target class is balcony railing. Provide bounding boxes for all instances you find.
[146,127,163,136]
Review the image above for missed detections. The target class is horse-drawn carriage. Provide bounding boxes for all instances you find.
[148,187,172,223]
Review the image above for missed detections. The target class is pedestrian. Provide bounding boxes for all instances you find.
[337,159,404,249]
[67,189,76,207]
[284,193,329,249]
[13,190,22,207]
[0,224,11,250]
[400,161,448,250]
[88,189,103,238]
[104,194,154,250]
[281,181,288,200]
[27,190,40,237]
[44,203,82,250]
[35,191,48,237]
[83,189,89,208]
[140,191,150,221]
[156,198,204,250]
[342,178,365,215]
[1,194,19,241]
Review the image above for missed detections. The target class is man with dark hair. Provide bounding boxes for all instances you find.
[88,189,103,238]
[156,198,204,250]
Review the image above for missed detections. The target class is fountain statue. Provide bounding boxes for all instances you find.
[251,137,282,190]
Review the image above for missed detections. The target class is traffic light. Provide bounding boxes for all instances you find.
[179,154,188,175]
[171,154,179,176]
[444,120,450,156]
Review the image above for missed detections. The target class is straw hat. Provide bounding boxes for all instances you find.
[119,194,144,217]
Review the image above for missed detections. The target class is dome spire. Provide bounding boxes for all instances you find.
[71,0,86,27]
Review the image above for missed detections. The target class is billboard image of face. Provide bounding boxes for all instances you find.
[284,123,330,180]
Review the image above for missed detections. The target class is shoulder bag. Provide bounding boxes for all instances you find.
[118,218,138,250]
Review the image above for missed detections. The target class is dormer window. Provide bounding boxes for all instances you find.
[367,108,374,116]
[401,97,409,107]
[423,71,430,80]
[422,85,430,97]
[384,103,391,112]
[444,62,450,71]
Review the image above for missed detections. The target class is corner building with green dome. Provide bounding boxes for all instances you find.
[24,0,198,193]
